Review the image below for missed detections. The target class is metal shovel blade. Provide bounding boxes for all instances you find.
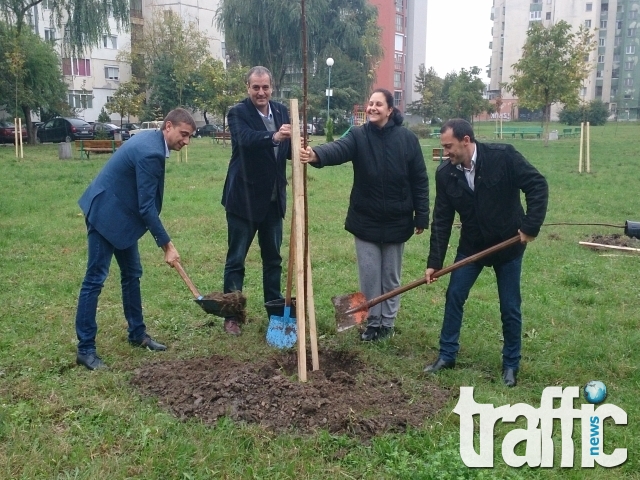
[333,292,368,332]
[266,306,297,349]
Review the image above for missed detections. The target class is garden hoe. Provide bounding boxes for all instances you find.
[172,261,246,321]
[333,235,522,332]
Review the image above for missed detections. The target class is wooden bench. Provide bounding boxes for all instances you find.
[75,139,123,159]
[432,147,448,162]
[213,132,232,144]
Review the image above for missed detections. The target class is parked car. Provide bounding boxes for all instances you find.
[36,117,94,143]
[0,120,27,144]
[129,121,161,136]
[121,122,140,132]
[92,122,131,140]
[194,123,222,138]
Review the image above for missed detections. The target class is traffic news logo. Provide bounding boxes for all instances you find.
[454,385,628,468]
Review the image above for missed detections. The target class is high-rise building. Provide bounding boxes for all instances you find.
[488,0,640,120]
[369,0,428,112]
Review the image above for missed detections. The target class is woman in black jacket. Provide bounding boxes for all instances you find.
[300,88,429,341]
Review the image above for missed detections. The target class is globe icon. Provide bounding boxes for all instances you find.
[583,380,607,404]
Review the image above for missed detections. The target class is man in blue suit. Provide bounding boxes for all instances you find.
[221,66,292,335]
[75,108,196,370]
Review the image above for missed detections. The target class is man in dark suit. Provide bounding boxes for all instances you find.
[221,66,292,335]
[423,118,548,387]
[75,108,196,370]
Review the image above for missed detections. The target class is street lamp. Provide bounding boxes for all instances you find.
[326,57,334,122]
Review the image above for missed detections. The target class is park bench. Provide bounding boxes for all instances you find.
[213,131,232,144]
[494,126,520,138]
[494,126,543,139]
[432,147,448,162]
[519,127,543,138]
[75,139,123,159]
[560,128,575,138]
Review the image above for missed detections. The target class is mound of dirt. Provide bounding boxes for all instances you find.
[131,349,451,439]
[586,233,640,248]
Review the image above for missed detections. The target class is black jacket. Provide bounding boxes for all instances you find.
[427,141,548,268]
[221,98,291,222]
[312,120,429,243]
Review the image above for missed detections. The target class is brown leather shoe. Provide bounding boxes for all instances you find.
[224,318,241,336]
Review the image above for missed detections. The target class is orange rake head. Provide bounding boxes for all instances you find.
[332,291,369,332]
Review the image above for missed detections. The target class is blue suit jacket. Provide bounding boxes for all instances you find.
[78,130,171,250]
[221,98,291,223]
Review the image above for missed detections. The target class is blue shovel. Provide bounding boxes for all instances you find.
[266,220,297,349]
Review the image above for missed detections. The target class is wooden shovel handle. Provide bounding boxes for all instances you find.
[172,260,202,299]
[347,235,521,314]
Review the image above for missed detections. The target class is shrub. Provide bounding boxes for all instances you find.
[325,118,334,142]
[559,100,609,126]
[408,123,432,139]
[97,107,111,123]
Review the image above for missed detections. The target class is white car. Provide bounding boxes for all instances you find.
[129,121,161,136]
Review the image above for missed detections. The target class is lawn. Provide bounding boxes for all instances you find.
[0,122,639,479]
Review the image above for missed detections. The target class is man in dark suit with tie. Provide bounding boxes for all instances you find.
[75,108,196,370]
[221,66,292,335]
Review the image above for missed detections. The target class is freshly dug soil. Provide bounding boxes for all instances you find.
[201,291,247,323]
[586,233,640,248]
[131,349,451,439]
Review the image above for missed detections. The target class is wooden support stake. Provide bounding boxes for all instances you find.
[586,121,590,173]
[306,241,319,371]
[290,99,307,382]
[18,118,23,159]
[15,117,19,158]
[578,122,584,173]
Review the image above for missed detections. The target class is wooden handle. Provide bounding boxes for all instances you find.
[173,260,202,299]
[349,235,521,313]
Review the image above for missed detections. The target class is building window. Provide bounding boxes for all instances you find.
[395,0,403,13]
[624,93,632,99]
[103,35,117,49]
[611,87,618,96]
[394,33,404,52]
[530,11,542,20]
[627,45,636,54]
[580,87,587,96]
[601,3,608,12]
[599,38,606,46]
[614,54,621,62]
[394,72,402,88]
[630,11,637,19]
[586,3,592,12]
[617,21,623,30]
[598,55,605,63]
[546,12,551,20]
[394,53,403,71]
[585,20,592,28]
[625,61,634,70]
[612,68,619,77]
[600,20,607,29]
[584,54,590,62]
[62,58,91,76]
[393,91,402,108]
[44,28,55,42]
[395,14,403,33]
[615,36,621,46]
[68,90,93,109]
[104,66,119,80]
[629,28,636,37]
[595,86,603,96]
[624,78,634,86]
[106,96,114,104]
[596,70,603,77]
[42,0,53,9]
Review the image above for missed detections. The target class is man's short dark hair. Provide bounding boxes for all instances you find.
[162,108,196,131]
[441,118,475,142]
[246,66,273,86]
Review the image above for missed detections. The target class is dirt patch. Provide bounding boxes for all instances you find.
[200,291,247,323]
[131,349,451,439]
[586,233,640,248]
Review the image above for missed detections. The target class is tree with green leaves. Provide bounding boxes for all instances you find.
[0,21,69,143]
[438,67,492,123]
[105,80,146,126]
[506,20,595,139]
[1,0,129,55]
[407,65,443,123]
[217,0,381,102]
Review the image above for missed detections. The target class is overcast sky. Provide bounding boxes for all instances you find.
[425,0,494,81]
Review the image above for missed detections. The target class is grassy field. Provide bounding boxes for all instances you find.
[1,121,639,479]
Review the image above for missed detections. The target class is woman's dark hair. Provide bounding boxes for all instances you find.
[371,88,404,126]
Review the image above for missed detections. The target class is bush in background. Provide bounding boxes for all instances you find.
[325,118,334,142]
[408,123,432,138]
[559,99,609,126]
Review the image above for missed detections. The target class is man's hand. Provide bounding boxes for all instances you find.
[518,229,536,244]
[425,267,438,284]
[273,123,292,143]
[162,241,180,266]
[300,146,318,164]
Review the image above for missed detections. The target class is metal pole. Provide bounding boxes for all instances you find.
[326,65,332,121]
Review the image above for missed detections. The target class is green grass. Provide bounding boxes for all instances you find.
[1,123,639,479]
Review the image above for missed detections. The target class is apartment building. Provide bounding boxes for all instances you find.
[488,0,640,120]
[370,0,428,112]
[29,0,224,123]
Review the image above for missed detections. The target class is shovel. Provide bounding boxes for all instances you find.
[265,217,298,349]
[172,261,246,317]
[333,235,521,332]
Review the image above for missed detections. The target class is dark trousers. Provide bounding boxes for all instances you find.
[223,202,283,304]
[75,221,146,354]
[438,252,523,369]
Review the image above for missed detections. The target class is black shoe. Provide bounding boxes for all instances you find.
[76,352,108,371]
[129,334,167,351]
[502,368,518,387]
[423,358,456,373]
[360,326,379,342]
[377,326,395,340]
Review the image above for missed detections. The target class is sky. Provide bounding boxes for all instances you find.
[425,0,495,82]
